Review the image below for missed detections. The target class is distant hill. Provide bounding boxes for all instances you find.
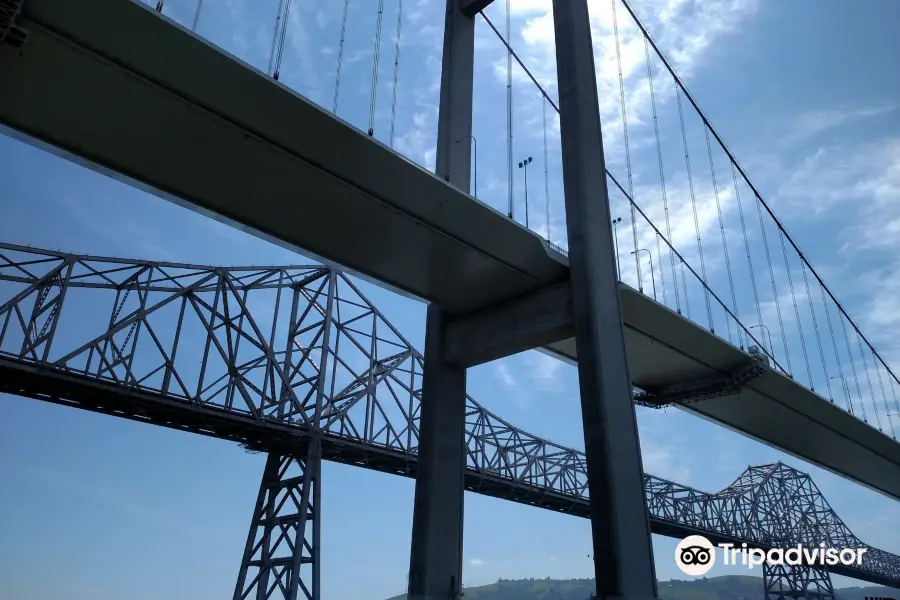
[385,575,899,600]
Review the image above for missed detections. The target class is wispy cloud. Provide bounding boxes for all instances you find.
[784,104,897,144]
[470,557,486,567]
[641,439,692,483]
[526,353,564,390]
[495,363,518,388]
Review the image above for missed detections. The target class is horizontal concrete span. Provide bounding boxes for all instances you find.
[0,0,568,313]
[2,0,899,500]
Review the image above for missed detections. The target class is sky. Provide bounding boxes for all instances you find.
[1,0,900,599]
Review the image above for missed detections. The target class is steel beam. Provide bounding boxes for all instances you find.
[234,444,321,600]
[443,281,573,367]
[408,1,473,598]
[552,0,658,598]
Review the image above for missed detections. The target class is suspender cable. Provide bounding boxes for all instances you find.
[873,355,895,438]
[858,332,881,431]
[542,98,550,241]
[645,37,679,314]
[706,129,739,347]
[333,0,350,114]
[268,0,284,76]
[681,261,690,319]
[801,261,831,399]
[191,0,204,31]
[733,163,764,349]
[368,0,386,136]
[840,312,866,421]
[656,233,667,306]
[821,285,848,407]
[889,377,900,438]
[506,0,514,219]
[271,0,293,80]
[612,0,641,292]
[389,0,404,148]
[755,194,791,375]
[780,230,812,388]
[677,87,712,331]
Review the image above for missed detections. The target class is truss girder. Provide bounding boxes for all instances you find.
[234,443,320,600]
[1,244,898,585]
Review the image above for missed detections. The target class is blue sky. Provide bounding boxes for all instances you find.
[1,0,900,599]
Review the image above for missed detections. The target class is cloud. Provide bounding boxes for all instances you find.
[470,557,486,567]
[526,353,563,389]
[784,104,897,144]
[640,439,692,483]
[495,363,518,388]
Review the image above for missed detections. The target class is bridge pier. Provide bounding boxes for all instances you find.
[408,1,474,599]
[763,561,835,600]
[234,443,321,600]
[552,0,658,598]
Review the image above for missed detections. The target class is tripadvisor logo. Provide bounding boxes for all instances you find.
[675,535,716,576]
[675,535,871,576]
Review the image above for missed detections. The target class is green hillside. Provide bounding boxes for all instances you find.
[385,575,899,600]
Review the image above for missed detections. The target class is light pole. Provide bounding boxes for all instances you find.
[749,324,775,358]
[830,375,852,409]
[631,248,656,300]
[455,135,476,197]
[611,217,622,279]
[518,156,533,228]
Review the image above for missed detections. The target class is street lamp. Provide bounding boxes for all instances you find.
[830,376,852,409]
[455,135,477,197]
[611,217,622,279]
[631,248,656,300]
[518,156,533,229]
[749,324,775,359]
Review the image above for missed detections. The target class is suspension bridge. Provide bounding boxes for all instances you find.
[1,0,899,599]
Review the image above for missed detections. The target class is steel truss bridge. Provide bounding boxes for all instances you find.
[1,243,898,599]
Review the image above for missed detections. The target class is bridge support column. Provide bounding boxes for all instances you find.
[763,561,835,600]
[551,0,658,599]
[408,1,473,599]
[409,305,468,600]
[234,442,321,600]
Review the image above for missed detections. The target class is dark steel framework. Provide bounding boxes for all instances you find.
[1,243,899,598]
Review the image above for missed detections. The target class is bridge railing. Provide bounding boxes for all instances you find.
[1,243,898,584]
